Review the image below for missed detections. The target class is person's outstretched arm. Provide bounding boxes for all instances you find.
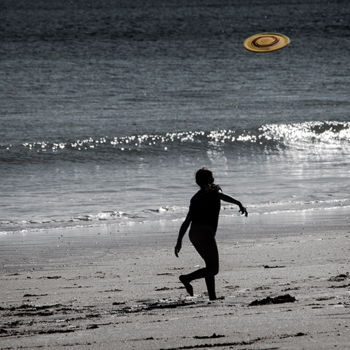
[219,193,248,217]
[175,210,192,257]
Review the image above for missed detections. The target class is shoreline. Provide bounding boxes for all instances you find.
[0,208,349,349]
[2,197,349,236]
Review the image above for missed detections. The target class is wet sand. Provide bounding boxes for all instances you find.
[0,209,349,349]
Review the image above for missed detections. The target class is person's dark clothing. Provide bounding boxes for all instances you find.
[189,185,221,232]
[182,184,222,299]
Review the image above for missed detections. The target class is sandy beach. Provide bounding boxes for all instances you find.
[2,1,350,349]
[1,208,349,350]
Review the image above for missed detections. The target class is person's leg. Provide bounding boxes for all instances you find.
[180,236,219,299]
[205,274,216,300]
[183,267,207,280]
[179,275,194,296]
[200,239,219,300]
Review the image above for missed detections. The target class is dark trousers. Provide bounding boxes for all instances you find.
[186,225,219,299]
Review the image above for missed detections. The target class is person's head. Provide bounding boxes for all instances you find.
[195,167,214,188]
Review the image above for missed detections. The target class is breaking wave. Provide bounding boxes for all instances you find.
[2,197,350,234]
[0,205,187,233]
[1,121,349,163]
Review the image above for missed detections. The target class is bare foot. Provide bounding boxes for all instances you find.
[209,296,225,301]
[179,275,193,296]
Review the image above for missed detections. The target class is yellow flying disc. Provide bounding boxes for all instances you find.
[243,33,290,53]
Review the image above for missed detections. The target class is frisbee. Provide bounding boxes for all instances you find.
[243,33,290,53]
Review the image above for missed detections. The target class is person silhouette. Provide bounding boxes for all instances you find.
[175,168,248,300]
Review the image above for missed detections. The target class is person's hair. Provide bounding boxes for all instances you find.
[195,168,214,188]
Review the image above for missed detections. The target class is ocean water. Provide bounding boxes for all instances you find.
[1,0,350,233]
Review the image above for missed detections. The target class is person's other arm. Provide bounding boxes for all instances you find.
[175,210,192,257]
[219,193,248,217]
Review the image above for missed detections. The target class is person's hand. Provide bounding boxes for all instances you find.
[239,206,248,217]
[175,241,182,257]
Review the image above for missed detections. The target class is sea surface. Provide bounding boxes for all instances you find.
[1,0,350,233]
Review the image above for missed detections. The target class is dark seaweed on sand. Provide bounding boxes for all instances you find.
[249,294,296,306]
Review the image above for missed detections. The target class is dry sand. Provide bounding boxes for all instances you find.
[0,208,349,349]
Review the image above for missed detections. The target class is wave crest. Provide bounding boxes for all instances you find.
[260,121,350,145]
[1,121,349,161]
